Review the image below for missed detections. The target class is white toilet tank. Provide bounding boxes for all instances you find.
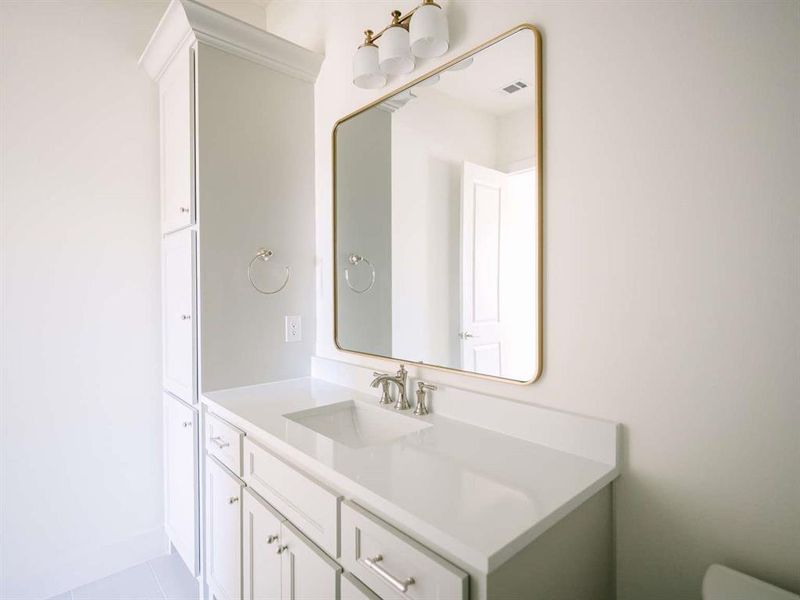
[703,565,799,600]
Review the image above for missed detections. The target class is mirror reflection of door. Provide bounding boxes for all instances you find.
[461,163,537,378]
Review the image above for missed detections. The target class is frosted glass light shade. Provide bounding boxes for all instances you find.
[409,3,448,58]
[379,25,415,75]
[353,44,386,89]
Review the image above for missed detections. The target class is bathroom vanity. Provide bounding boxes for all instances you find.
[142,2,620,598]
[200,365,618,600]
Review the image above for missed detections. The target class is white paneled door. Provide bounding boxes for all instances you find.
[461,162,506,376]
[163,393,199,576]
[162,228,196,403]
[206,458,243,600]
[159,44,195,233]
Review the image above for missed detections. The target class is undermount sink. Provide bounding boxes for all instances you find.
[284,400,431,448]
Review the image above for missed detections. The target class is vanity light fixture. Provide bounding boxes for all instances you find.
[352,0,449,89]
[353,30,387,89]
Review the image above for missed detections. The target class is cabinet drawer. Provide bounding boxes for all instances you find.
[243,438,341,558]
[205,411,243,476]
[341,501,468,600]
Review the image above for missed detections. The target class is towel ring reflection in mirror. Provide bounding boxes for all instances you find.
[345,253,375,294]
[248,248,290,295]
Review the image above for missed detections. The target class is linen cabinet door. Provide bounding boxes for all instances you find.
[159,44,194,233]
[243,489,283,600]
[279,521,341,600]
[164,393,199,576]
[162,228,196,403]
[206,457,243,600]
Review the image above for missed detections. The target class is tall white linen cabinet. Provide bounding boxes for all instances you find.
[139,0,321,594]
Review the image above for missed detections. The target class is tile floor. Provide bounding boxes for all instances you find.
[49,552,199,600]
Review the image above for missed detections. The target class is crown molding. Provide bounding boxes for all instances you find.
[138,0,323,83]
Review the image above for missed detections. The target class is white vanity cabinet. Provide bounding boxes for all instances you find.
[238,459,342,600]
[242,487,341,600]
[164,393,199,575]
[162,229,196,404]
[206,458,243,600]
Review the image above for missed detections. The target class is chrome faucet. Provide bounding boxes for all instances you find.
[370,372,393,405]
[370,364,410,410]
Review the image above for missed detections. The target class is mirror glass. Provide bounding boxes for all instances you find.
[334,27,541,383]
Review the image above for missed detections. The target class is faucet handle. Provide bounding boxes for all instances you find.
[396,364,407,379]
[413,381,437,416]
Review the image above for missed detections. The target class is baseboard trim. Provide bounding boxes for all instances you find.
[1,526,168,599]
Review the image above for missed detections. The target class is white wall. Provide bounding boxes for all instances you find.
[195,42,317,391]
[0,2,169,596]
[265,1,800,598]
[0,1,273,597]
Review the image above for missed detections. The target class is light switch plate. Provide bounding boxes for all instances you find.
[285,315,301,342]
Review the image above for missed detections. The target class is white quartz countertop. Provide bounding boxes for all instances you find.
[202,377,618,573]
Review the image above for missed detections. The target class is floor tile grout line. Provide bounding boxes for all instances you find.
[148,560,168,600]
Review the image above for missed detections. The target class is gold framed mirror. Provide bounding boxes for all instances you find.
[332,24,543,384]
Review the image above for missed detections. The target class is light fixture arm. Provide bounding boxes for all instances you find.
[369,1,441,44]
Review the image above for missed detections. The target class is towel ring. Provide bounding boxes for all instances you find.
[248,248,289,295]
[345,253,375,294]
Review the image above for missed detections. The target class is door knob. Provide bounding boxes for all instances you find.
[267,534,279,544]
[180,207,190,213]
[182,421,192,428]
[458,331,475,339]
[228,496,239,504]
[181,314,191,320]
[276,544,288,554]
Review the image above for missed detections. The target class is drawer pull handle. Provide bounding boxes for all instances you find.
[267,534,279,544]
[181,314,191,320]
[276,544,288,555]
[364,555,415,593]
[182,421,192,428]
[228,496,239,504]
[180,207,190,213]
[210,436,230,449]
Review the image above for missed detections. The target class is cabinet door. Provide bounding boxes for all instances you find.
[280,520,341,600]
[159,44,195,233]
[162,228,196,403]
[342,573,382,600]
[206,457,243,600]
[243,489,283,600]
[164,393,199,576]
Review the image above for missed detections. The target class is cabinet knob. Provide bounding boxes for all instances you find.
[181,314,191,320]
[267,534,279,544]
[180,207,190,213]
[182,421,192,428]
[276,544,288,555]
[228,496,239,505]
